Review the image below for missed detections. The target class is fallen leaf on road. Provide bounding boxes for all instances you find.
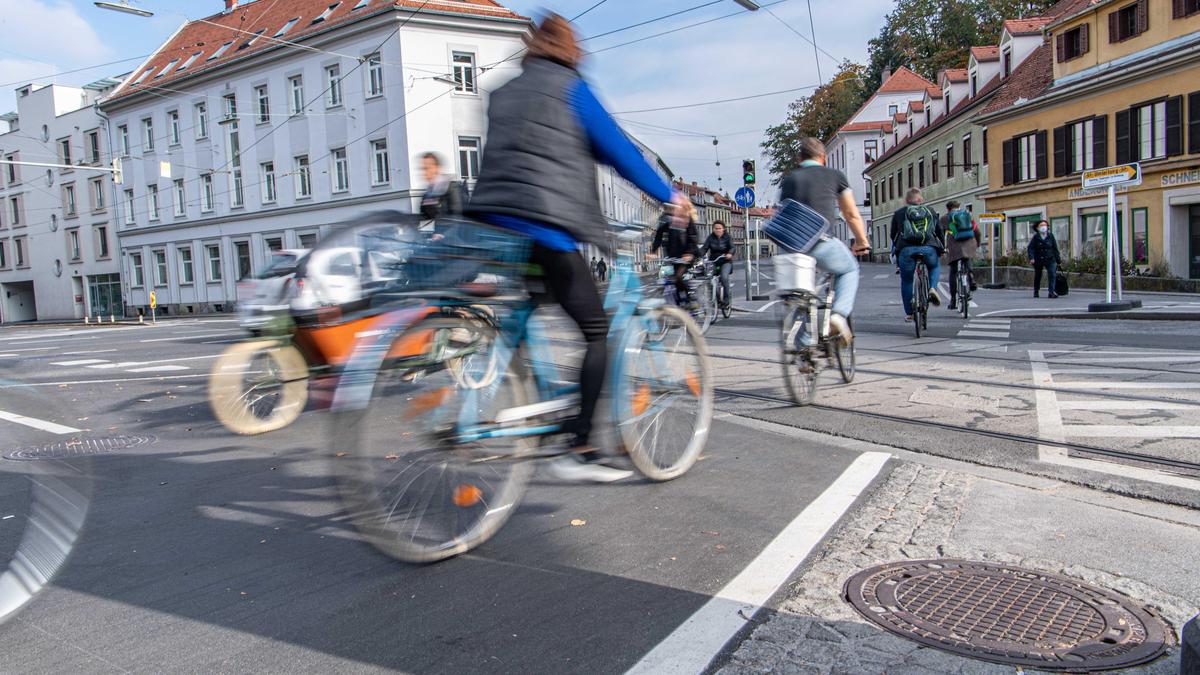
[335,452,348,457]
[259,540,267,544]
[58,385,68,389]
[715,544,726,551]
[570,519,586,526]
[77,417,89,422]
[240,592,247,596]
[384,454,400,461]
[669,556,677,561]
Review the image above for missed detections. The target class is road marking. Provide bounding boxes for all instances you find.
[0,347,56,353]
[60,349,118,356]
[51,359,110,366]
[1043,349,1200,355]
[957,330,1011,338]
[0,353,16,358]
[1061,425,1200,438]
[0,410,80,435]
[0,374,207,388]
[1050,356,1200,364]
[86,354,220,369]
[626,451,891,675]
[1050,382,1200,389]
[127,365,191,373]
[138,332,234,343]
[1056,400,1195,410]
[873,273,890,279]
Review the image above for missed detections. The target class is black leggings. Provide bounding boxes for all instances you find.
[672,263,690,302]
[530,245,609,448]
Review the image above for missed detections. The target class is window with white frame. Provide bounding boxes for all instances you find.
[68,229,81,260]
[142,118,155,151]
[179,247,194,284]
[206,244,222,281]
[452,52,477,94]
[118,124,130,156]
[63,184,77,216]
[289,76,304,114]
[96,225,109,258]
[235,240,252,279]
[1016,132,1038,182]
[147,184,160,220]
[458,136,481,181]
[131,252,144,286]
[1134,100,1167,161]
[864,139,878,164]
[261,161,277,202]
[158,59,179,76]
[371,140,390,185]
[255,86,270,124]
[179,52,202,71]
[312,2,340,24]
[153,249,167,285]
[123,189,135,224]
[331,147,349,192]
[294,155,312,197]
[208,41,233,60]
[91,177,105,211]
[888,104,898,116]
[276,17,299,37]
[168,110,180,144]
[59,137,72,166]
[0,241,8,269]
[173,179,186,216]
[7,196,20,227]
[86,130,101,164]
[201,173,214,212]
[326,65,343,106]
[195,102,208,139]
[14,237,26,267]
[366,53,384,97]
[265,236,283,252]
[241,29,266,49]
[1070,118,1096,173]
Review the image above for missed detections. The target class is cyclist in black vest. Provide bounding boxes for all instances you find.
[890,188,945,321]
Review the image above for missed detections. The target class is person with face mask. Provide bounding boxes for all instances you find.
[1026,220,1062,298]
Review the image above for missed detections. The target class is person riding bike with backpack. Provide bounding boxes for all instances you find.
[890,187,945,321]
[943,200,980,311]
[698,220,734,310]
[652,201,701,306]
[466,13,692,483]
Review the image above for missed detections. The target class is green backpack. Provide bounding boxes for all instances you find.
[901,206,935,245]
[949,209,975,241]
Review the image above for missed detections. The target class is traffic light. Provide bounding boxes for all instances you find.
[742,160,756,186]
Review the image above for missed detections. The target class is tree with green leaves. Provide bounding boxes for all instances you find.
[761,62,868,181]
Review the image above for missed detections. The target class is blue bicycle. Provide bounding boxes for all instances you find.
[330,220,713,563]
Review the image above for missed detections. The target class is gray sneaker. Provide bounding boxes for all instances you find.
[546,455,633,483]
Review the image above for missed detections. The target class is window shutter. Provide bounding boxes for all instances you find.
[1092,114,1108,168]
[1136,0,1149,35]
[1115,108,1132,164]
[1053,126,1068,176]
[1035,130,1048,180]
[1109,10,1119,42]
[1002,138,1015,185]
[1080,23,1089,54]
[1056,33,1066,62]
[1189,91,1200,155]
[1166,95,1184,157]
[1175,0,1188,19]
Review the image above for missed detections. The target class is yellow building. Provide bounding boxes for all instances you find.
[978,0,1200,279]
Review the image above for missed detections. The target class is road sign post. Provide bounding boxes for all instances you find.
[978,213,1006,289]
[1081,164,1141,312]
[149,290,157,325]
[736,187,756,301]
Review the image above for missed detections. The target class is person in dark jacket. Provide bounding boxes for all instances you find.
[418,152,466,221]
[652,201,701,304]
[699,220,734,308]
[1027,220,1061,298]
[465,14,689,483]
[890,187,945,320]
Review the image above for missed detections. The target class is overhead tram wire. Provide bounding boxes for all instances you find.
[759,4,835,79]
[571,0,611,21]
[584,0,788,57]
[612,84,828,114]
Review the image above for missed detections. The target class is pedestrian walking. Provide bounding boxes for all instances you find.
[418,152,467,220]
[590,256,599,280]
[1027,220,1061,298]
[596,258,607,282]
[943,200,980,311]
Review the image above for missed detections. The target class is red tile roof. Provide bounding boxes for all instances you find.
[877,66,937,93]
[926,85,943,99]
[1003,17,1051,35]
[979,42,1053,115]
[970,46,1000,62]
[893,112,908,123]
[908,99,925,113]
[838,121,892,133]
[108,0,525,102]
[941,68,969,84]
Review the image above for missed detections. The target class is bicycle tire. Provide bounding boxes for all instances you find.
[912,270,925,339]
[616,305,713,481]
[834,317,855,383]
[209,340,309,435]
[780,302,818,405]
[334,316,533,563]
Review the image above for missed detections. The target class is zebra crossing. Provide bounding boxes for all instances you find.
[956,318,1011,339]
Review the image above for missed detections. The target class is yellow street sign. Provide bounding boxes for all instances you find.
[978,213,1006,224]
[1082,163,1140,189]
[149,291,157,309]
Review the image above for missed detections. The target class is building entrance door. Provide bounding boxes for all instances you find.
[88,274,123,318]
[1189,205,1200,279]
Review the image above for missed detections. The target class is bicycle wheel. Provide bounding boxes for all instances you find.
[912,275,925,339]
[616,305,713,481]
[719,281,732,319]
[209,340,308,435]
[959,271,970,320]
[692,283,714,335]
[335,316,533,563]
[834,318,855,384]
[780,302,818,405]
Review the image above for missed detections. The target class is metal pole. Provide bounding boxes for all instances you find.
[743,205,752,301]
[989,221,996,286]
[1106,185,1115,304]
[754,216,762,291]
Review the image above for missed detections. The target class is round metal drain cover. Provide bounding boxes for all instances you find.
[4,435,157,461]
[844,559,1169,672]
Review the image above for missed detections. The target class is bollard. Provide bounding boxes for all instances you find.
[110,314,115,324]
[84,316,90,325]
[138,314,144,324]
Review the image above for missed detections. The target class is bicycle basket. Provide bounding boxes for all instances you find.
[404,217,532,294]
[773,252,818,293]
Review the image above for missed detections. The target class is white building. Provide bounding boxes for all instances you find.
[0,80,124,322]
[99,0,528,316]
[593,135,673,267]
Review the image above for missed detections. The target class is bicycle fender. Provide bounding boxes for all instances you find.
[330,305,437,413]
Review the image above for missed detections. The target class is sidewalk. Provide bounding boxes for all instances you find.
[716,431,1200,674]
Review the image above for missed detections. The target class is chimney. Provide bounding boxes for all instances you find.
[881,67,892,83]
[225,0,238,11]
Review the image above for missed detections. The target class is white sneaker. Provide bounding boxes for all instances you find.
[546,455,633,484]
[828,313,853,345]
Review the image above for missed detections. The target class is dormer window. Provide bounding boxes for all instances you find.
[156,60,178,76]
[888,104,898,116]
[240,29,266,50]
[178,52,201,71]
[944,88,951,113]
[207,42,233,60]
[312,2,340,24]
[275,17,300,37]
[970,72,977,97]
[1109,1,1146,43]
[926,110,930,126]
[1002,47,1011,77]
[134,67,155,84]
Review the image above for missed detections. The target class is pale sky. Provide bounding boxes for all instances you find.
[0,0,893,194]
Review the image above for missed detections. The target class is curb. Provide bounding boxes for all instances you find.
[1183,614,1198,675]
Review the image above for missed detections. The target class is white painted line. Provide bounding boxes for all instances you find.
[968,300,979,309]
[0,374,207,388]
[86,354,220,369]
[127,365,191,373]
[1056,400,1196,410]
[0,347,55,353]
[873,273,889,279]
[965,320,1011,326]
[60,349,119,356]
[626,452,891,675]
[1061,425,1200,438]
[1052,382,1200,389]
[0,354,16,358]
[955,326,1012,333]
[139,332,234,343]
[1050,356,1200,364]
[0,410,80,435]
[1042,350,1200,355]
[201,339,242,345]
[950,342,1009,352]
[51,359,110,366]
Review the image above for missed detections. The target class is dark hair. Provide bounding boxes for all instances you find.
[713,220,725,228]
[798,137,826,161]
[1032,219,1049,231]
[946,200,960,210]
[524,13,582,68]
[420,152,442,166]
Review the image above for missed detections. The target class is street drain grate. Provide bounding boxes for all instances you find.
[4,435,157,461]
[844,559,1170,672]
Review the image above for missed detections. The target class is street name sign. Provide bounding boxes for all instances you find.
[978,213,1006,224]
[1082,163,1140,189]
[735,187,755,208]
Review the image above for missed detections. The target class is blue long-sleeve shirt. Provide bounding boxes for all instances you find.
[482,79,674,251]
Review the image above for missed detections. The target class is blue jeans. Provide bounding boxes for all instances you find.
[806,237,859,318]
[898,246,941,316]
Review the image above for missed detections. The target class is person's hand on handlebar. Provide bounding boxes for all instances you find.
[724,252,733,260]
[852,242,870,255]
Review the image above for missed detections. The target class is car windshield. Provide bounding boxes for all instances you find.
[259,253,300,278]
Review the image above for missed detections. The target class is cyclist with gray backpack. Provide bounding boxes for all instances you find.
[890,187,945,321]
[944,200,980,311]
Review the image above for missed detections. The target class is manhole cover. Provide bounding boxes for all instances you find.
[844,560,1170,672]
[4,435,157,461]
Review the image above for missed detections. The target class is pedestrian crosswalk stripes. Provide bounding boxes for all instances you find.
[956,318,1011,340]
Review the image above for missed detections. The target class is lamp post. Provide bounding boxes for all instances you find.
[94,1,154,17]
[732,0,762,8]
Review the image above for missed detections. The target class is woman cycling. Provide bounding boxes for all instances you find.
[652,200,701,306]
[467,14,689,483]
[698,220,734,310]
